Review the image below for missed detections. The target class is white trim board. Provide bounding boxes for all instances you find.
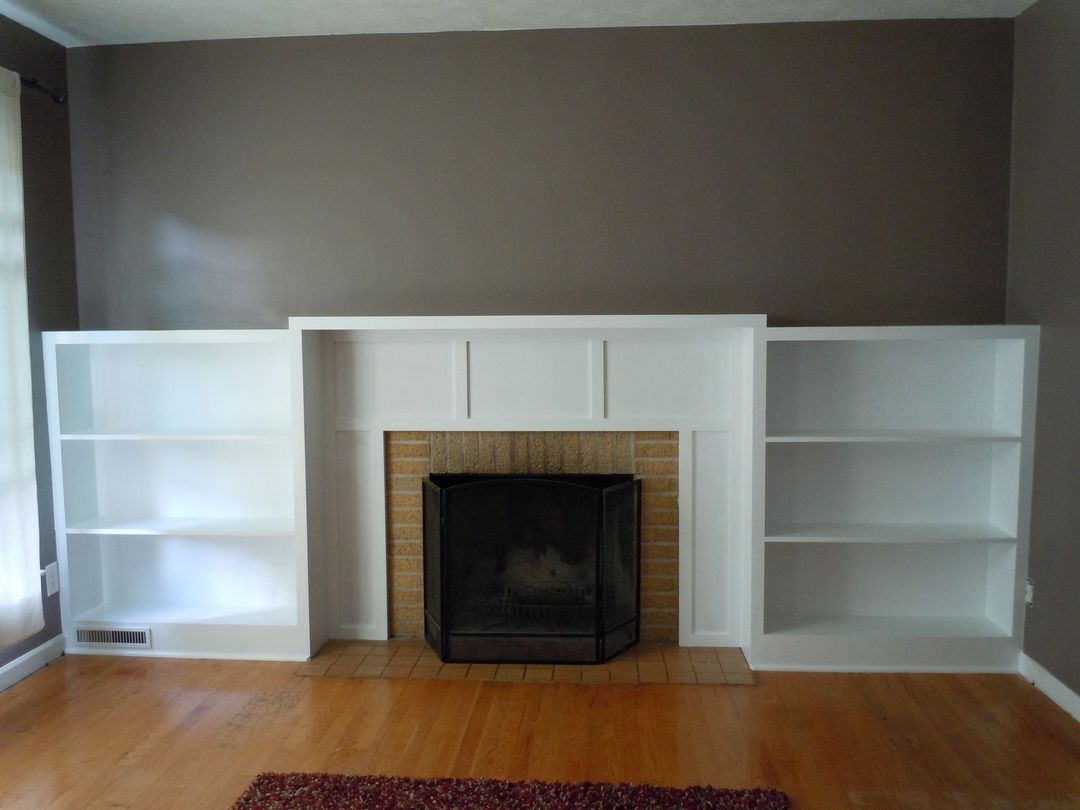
[1019,653,1080,724]
[291,314,767,332]
[0,635,65,693]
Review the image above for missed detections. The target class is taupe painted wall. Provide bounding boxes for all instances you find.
[67,21,1013,329]
[1008,0,1080,693]
[0,16,79,669]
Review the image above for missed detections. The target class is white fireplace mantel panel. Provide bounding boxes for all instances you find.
[330,430,388,639]
[468,339,592,419]
[335,340,456,420]
[684,430,737,643]
[606,339,732,420]
[294,314,765,649]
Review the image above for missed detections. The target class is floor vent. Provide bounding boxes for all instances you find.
[75,625,152,648]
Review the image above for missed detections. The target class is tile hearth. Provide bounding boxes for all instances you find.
[298,640,755,685]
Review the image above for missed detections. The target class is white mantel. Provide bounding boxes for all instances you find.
[289,314,766,652]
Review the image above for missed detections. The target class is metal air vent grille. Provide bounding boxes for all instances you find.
[75,625,152,648]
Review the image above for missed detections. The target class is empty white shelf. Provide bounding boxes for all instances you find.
[75,603,297,627]
[764,614,1010,638]
[764,522,1017,544]
[66,516,294,536]
[46,329,307,660]
[765,429,1021,443]
[758,327,1037,671]
[60,431,290,441]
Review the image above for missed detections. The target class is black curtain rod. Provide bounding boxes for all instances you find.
[20,76,67,104]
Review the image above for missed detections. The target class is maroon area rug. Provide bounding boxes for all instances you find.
[231,773,790,809]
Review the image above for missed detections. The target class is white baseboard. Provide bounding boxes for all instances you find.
[750,663,1020,674]
[0,635,65,693]
[1019,652,1080,724]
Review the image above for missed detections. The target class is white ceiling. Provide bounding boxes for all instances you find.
[0,0,1038,49]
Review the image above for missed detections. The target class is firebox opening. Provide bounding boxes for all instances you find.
[423,473,641,665]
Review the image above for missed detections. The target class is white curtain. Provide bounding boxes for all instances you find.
[0,67,43,649]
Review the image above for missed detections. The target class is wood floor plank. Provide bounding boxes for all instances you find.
[1,655,1078,809]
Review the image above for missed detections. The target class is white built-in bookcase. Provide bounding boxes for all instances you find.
[751,326,1039,671]
[43,331,311,659]
[42,320,1039,671]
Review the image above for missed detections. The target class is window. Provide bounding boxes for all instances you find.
[0,66,43,648]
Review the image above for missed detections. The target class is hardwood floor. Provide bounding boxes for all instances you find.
[1,655,1078,809]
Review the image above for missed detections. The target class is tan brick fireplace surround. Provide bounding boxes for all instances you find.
[384,431,679,641]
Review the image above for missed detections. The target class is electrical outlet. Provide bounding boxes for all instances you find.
[1025,578,1035,607]
[44,562,60,596]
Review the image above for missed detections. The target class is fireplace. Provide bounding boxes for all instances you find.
[422,473,641,664]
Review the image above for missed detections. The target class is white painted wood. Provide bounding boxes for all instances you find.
[0,635,65,693]
[753,659,1022,673]
[727,328,755,649]
[55,337,290,435]
[1009,331,1040,654]
[291,314,767,332]
[300,315,762,647]
[468,339,591,419]
[677,431,694,645]
[42,333,75,649]
[606,338,732,420]
[64,516,293,536]
[763,522,1017,544]
[59,432,290,441]
[295,329,328,655]
[59,440,294,526]
[45,330,287,345]
[317,334,343,646]
[686,431,736,645]
[43,330,308,661]
[335,339,455,419]
[988,442,1022,538]
[745,326,767,653]
[332,431,388,639]
[1019,653,1080,724]
[764,442,1019,529]
[63,623,308,661]
[765,429,1020,442]
[983,542,1017,635]
[590,340,605,420]
[763,541,1011,631]
[764,615,1010,638]
[752,325,1039,672]
[67,535,297,622]
[333,416,735,433]
[43,318,1035,671]
[993,339,1027,435]
[765,325,1036,342]
[766,338,1024,437]
[454,340,470,419]
[74,603,296,626]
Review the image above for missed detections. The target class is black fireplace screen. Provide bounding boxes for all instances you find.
[422,473,641,664]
